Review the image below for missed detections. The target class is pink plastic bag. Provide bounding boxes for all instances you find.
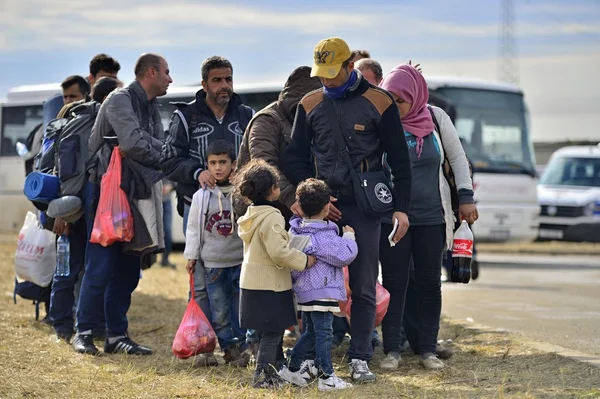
[172,273,217,359]
[90,147,134,246]
[339,266,391,327]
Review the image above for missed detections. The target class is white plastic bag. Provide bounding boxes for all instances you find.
[14,212,56,287]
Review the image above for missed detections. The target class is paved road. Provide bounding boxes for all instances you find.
[442,254,600,357]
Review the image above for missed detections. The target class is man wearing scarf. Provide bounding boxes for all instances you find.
[284,37,412,383]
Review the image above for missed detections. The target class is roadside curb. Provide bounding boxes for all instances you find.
[447,319,600,368]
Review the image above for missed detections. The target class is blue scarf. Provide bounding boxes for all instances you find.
[323,70,358,99]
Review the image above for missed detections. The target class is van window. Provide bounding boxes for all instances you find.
[1,105,44,156]
[540,156,600,187]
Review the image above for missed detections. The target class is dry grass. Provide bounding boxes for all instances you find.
[1,241,600,399]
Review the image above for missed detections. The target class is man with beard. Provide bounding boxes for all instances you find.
[160,56,254,365]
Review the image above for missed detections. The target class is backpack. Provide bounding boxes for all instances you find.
[428,105,474,228]
[54,101,101,199]
[14,278,51,321]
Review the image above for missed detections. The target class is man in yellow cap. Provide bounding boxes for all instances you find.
[284,37,412,384]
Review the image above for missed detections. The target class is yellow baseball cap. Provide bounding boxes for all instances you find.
[311,37,352,79]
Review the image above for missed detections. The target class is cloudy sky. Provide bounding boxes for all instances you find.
[1,0,599,143]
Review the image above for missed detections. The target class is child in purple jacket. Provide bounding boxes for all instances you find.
[278,179,358,391]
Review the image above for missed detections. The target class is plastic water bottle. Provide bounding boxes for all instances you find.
[56,235,70,277]
[16,142,28,157]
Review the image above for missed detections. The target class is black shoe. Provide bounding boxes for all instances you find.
[104,336,153,355]
[56,330,73,344]
[72,333,99,355]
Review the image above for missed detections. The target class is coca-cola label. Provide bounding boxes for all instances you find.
[453,239,473,257]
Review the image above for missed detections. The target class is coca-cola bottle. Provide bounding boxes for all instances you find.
[451,220,474,284]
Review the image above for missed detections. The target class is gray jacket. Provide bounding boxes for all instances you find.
[89,81,164,181]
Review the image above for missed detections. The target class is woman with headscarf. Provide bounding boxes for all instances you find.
[378,64,478,370]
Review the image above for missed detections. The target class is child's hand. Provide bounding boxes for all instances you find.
[306,255,317,269]
[186,259,197,274]
[343,225,355,234]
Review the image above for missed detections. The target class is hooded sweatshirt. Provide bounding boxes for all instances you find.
[289,217,358,303]
[183,184,243,268]
[237,204,308,292]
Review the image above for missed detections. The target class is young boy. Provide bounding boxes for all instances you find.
[184,139,248,367]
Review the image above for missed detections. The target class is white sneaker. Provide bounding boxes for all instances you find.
[420,354,446,370]
[298,359,318,380]
[348,359,376,383]
[318,374,353,391]
[278,365,308,387]
[379,352,401,370]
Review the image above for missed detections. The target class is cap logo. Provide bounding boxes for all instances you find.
[328,68,337,77]
[315,50,332,65]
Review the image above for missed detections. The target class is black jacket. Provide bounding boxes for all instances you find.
[160,89,254,215]
[284,73,412,213]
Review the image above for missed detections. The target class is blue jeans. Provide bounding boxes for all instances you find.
[290,311,334,376]
[205,265,245,349]
[49,218,87,334]
[183,203,212,322]
[161,199,172,265]
[76,183,141,337]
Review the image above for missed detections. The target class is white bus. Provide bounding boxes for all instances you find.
[0,76,538,243]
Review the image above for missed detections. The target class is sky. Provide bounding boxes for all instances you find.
[1,0,599,143]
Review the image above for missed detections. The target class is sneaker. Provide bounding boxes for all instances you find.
[253,367,287,389]
[318,374,353,391]
[72,333,99,355]
[104,336,152,355]
[420,353,445,370]
[224,346,249,367]
[380,352,401,370]
[435,343,454,360]
[348,359,376,383]
[278,365,308,387]
[298,359,318,381]
[56,330,72,344]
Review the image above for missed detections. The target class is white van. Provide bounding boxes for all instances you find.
[537,144,600,242]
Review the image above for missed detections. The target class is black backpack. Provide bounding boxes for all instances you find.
[14,278,51,321]
[54,101,101,199]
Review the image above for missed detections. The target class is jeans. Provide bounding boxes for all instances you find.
[337,202,381,362]
[255,330,283,373]
[205,265,245,349]
[76,183,142,337]
[49,218,87,334]
[379,223,445,355]
[161,199,173,265]
[290,311,334,376]
[183,204,212,322]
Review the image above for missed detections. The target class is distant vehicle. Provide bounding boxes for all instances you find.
[537,144,600,242]
[1,76,539,244]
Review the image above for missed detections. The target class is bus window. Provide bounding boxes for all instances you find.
[1,105,44,156]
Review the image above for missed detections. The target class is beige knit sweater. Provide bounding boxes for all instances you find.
[237,205,307,292]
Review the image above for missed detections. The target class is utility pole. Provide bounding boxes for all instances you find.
[498,0,519,85]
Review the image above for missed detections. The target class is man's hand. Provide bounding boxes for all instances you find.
[186,259,197,274]
[306,255,317,269]
[459,203,479,225]
[290,201,302,217]
[343,225,355,234]
[391,212,409,243]
[198,170,216,189]
[408,60,422,73]
[52,217,69,236]
[326,196,342,222]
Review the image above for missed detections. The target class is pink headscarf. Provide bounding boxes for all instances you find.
[379,64,435,158]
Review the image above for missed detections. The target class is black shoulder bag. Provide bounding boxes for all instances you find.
[323,95,395,217]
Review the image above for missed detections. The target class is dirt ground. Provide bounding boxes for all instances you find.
[2,240,600,399]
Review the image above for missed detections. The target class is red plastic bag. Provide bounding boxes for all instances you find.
[172,273,217,359]
[339,266,391,327]
[90,147,134,246]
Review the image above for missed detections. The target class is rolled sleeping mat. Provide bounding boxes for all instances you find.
[23,172,60,203]
[47,196,83,223]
